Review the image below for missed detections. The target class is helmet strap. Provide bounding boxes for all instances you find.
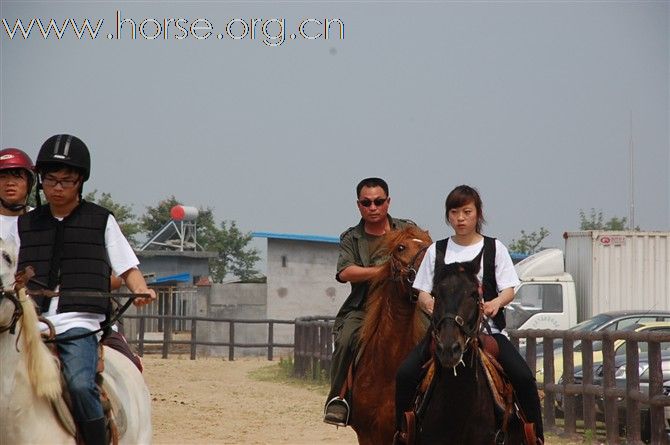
[0,197,27,213]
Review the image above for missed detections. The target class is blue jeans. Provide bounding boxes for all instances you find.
[56,328,104,422]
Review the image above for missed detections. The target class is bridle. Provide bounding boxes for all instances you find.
[431,282,484,353]
[390,243,430,287]
[0,290,24,335]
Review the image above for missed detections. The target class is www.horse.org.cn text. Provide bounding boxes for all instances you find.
[1,10,345,47]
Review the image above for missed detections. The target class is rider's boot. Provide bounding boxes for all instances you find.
[79,417,109,445]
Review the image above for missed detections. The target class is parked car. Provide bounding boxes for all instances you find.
[534,311,670,383]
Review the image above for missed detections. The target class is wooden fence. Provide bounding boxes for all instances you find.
[509,328,670,445]
[290,318,670,444]
[293,316,336,379]
[124,314,294,361]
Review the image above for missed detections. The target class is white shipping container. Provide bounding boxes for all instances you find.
[564,231,670,322]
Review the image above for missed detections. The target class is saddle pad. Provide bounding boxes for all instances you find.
[479,350,513,414]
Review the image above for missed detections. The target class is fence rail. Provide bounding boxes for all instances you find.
[124,314,294,361]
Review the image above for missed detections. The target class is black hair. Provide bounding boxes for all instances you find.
[445,184,486,233]
[356,177,389,198]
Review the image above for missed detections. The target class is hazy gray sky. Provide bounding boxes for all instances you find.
[1,1,668,266]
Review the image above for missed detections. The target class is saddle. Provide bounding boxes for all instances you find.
[45,340,127,445]
[397,335,538,445]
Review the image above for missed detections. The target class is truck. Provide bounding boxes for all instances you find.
[505,231,670,331]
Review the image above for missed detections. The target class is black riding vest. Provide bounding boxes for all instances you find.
[17,201,112,315]
[433,236,506,330]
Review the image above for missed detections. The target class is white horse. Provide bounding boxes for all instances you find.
[0,238,152,444]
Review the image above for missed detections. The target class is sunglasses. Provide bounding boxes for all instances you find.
[358,197,388,207]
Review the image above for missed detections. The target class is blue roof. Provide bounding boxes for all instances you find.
[151,273,192,285]
[252,232,339,244]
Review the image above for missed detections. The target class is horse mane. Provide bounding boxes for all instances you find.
[16,287,62,401]
[360,226,429,348]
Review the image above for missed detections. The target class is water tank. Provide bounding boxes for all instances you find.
[170,205,199,221]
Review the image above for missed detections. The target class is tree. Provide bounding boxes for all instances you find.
[579,208,630,230]
[84,190,141,246]
[205,221,260,282]
[509,227,550,255]
[140,196,260,282]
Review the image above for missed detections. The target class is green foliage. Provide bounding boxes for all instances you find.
[140,196,260,282]
[509,227,550,255]
[579,208,633,230]
[84,190,141,246]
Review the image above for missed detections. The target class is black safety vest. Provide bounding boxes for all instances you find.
[17,201,112,315]
[433,236,506,330]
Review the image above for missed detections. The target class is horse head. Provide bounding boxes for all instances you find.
[431,249,484,369]
[0,237,17,291]
[382,226,432,289]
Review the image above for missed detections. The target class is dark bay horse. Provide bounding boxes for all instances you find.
[351,226,432,445]
[417,251,523,445]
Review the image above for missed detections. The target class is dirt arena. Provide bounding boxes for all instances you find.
[144,356,585,445]
[144,356,358,444]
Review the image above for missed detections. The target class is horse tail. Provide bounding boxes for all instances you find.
[18,287,62,401]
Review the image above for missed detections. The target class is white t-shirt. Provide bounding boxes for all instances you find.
[413,237,520,334]
[8,213,139,335]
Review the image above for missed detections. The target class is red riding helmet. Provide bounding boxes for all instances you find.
[0,147,35,185]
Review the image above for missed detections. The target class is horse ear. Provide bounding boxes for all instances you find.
[462,247,484,276]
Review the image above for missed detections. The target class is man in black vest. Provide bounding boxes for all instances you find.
[15,134,156,445]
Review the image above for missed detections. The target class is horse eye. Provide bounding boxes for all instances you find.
[2,251,11,265]
[397,245,405,252]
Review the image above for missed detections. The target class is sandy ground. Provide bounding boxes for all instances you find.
[143,356,587,445]
[143,356,358,445]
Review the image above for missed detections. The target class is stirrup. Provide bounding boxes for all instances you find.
[323,396,350,427]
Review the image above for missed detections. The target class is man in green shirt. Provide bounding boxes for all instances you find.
[324,177,415,426]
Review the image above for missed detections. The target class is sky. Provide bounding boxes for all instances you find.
[1,1,668,272]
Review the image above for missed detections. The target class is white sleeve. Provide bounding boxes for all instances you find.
[494,240,520,291]
[105,215,139,276]
[412,242,437,294]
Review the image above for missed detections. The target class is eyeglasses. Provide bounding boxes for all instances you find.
[42,177,79,189]
[358,197,388,208]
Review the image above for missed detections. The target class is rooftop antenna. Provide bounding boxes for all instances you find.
[628,111,635,230]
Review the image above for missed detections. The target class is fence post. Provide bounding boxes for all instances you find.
[648,340,667,444]
[138,316,146,356]
[581,338,596,433]
[162,314,172,359]
[543,338,556,429]
[602,332,619,444]
[268,321,274,361]
[563,333,576,435]
[229,321,235,361]
[190,318,197,360]
[625,339,641,443]
[294,320,304,377]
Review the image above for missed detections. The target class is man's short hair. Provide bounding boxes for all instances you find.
[356,177,389,198]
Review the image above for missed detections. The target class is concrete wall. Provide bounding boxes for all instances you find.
[196,282,268,357]
[265,239,349,345]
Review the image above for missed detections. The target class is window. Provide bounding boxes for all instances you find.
[515,283,563,313]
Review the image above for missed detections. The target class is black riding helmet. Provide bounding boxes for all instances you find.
[36,134,90,180]
[34,134,90,206]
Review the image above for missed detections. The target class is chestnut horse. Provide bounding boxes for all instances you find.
[351,226,432,445]
[417,251,522,445]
